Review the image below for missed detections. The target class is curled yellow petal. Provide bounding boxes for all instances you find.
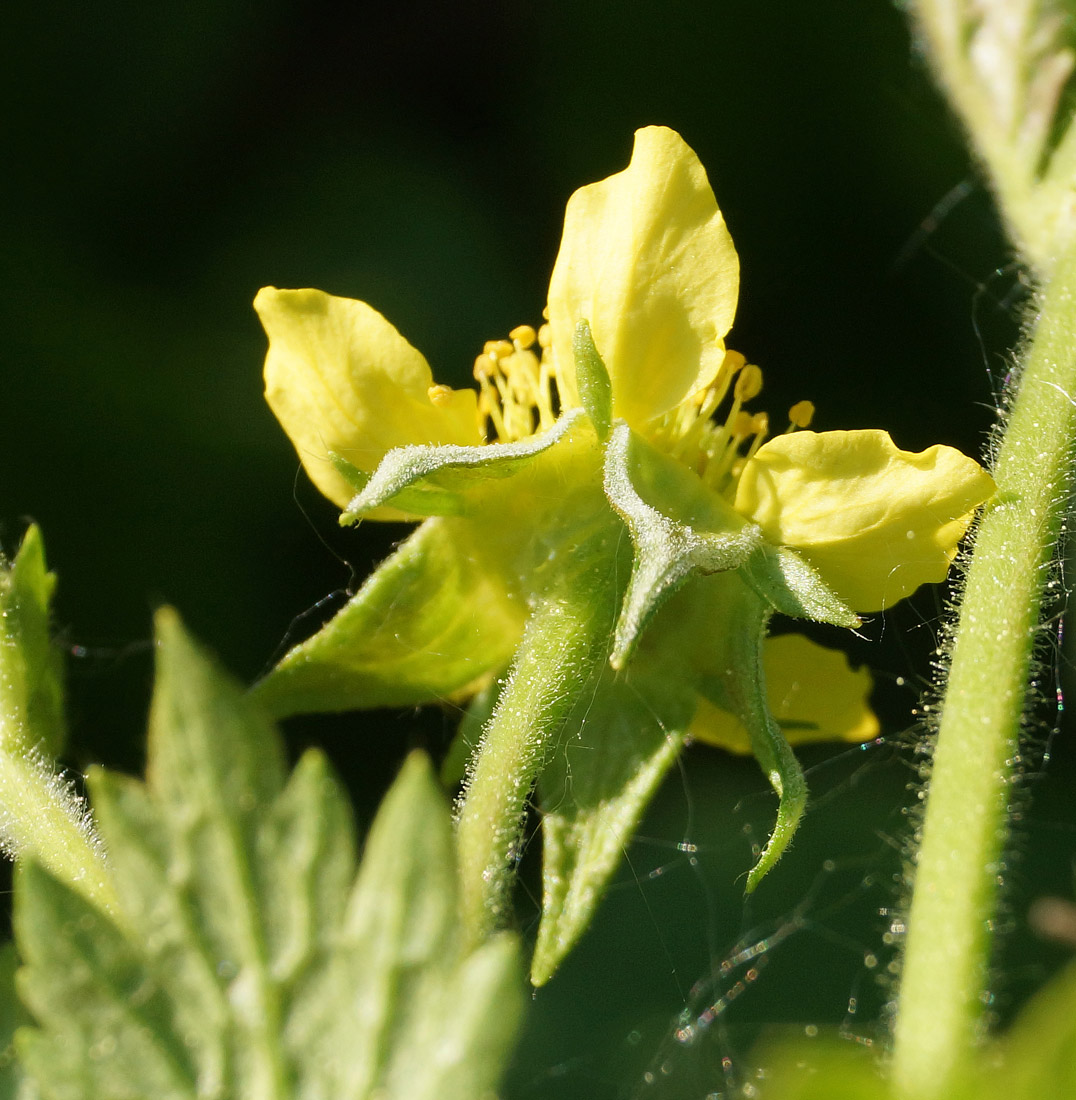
[690,633,879,754]
[255,287,480,509]
[546,126,739,427]
[734,429,996,611]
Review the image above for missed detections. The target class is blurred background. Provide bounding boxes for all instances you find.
[2,2,1073,1097]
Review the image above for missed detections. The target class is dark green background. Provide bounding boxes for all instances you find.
[2,3,1072,1097]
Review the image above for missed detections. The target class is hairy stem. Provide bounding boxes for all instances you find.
[892,244,1076,1097]
[455,566,618,947]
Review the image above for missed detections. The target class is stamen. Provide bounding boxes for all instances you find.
[733,363,763,403]
[474,325,560,442]
[474,353,509,441]
[428,384,455,407]
[510,324,537,349]
[787,400,815,430]
[744,412,769,461]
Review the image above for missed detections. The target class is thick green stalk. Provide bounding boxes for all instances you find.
[455,566,618,947]
[892,245,1076,1097]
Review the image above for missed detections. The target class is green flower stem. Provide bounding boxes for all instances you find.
[892,244,1076,1097]
[455,563,619,948]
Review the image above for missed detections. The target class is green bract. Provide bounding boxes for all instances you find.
[253,126,995,983]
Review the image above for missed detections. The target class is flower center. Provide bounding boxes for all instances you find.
[473,324,560,443]
[648,351,815,498]
[472,325,813,499]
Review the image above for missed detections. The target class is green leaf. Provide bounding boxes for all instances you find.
[0,941,38,1100]
[15,610,524,1100]
[532,668,689,985]
[756,1038,893,1099]
[251,518,523,717]
[977,954,1076,1099]
[0,525,65,758]
[602,423,762,668]
[338,407,589,522]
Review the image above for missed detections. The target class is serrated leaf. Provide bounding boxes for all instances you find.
[531,668,690,985]
[290,752,523,1100]
[252,518,523,717]
[0,941,38,1100]
[0,526,65,758]
[15,611,524,1100]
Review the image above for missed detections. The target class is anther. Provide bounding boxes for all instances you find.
[510,324,537,349]
[488,339,514,359]
[722,349,747,375]
[734,364,763,403]
[731,410,755,438]
[473,353,495,380]
[537,323,552,348]
[428,384,454,407]
[788,400,815,429]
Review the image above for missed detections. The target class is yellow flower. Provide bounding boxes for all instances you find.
[253,125,995,980]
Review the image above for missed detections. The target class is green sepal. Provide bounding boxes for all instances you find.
[252,518,523,718]
[338,408,589,523]
[14,612,525,1100]
[531,667,689,985]
[742,543,861,628]
[691,579,807,892]
[603,422,762,667]
[0,526,65,758]
[573,319,613,440]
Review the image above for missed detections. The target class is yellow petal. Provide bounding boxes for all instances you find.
[734,430,996,611]
[255,287,481,509]
[546,126,739,427]
[690,634,879,754]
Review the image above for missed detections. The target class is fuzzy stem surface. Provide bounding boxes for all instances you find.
[892,245,1076,1097]
[455,563,618,947]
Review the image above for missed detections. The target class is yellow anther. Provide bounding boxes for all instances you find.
[788,400,815,429]
[722,348,747,374]
[732,410,755,437]
[510,324,537,349]
[428,384,454,407]
[473,353,495,380]
[751,411,769,435]
[537,323,552,348]
[733,363,763,403]
[482,339,513,359]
